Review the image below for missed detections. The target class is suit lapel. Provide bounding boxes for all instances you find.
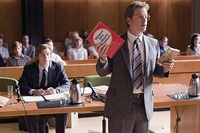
[47,61,55,86]
[32,63,40,88]
[120,33,133,80]
[143,35,150,75]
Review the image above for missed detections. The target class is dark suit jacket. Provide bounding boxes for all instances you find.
[96,32,169,122]
[22,44,35,58]
[19,61,70,95]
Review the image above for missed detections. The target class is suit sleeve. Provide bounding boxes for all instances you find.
[19,65,34,95]
[96,58,112,77]
[55,64,70,93]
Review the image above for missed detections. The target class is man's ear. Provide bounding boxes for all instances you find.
[126,17,132,25]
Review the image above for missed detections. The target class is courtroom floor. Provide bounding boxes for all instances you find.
[0,110,170,133]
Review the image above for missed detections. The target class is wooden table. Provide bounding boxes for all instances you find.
[1,84,200,133]
[153,83,200,133]
[0,94,104,118]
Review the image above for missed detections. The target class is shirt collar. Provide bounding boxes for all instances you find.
[38,64,49,72]
[127,31,143,44]
[14,54,24,59]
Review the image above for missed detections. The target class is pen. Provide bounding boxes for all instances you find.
[41,95,50,101]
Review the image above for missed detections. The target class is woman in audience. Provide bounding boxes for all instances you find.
[81,29,90,45]
[68,36,88,60]
[6,41,30,66]
[186,33,200,55]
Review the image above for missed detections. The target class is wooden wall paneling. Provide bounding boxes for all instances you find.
[168,0,191,52]
[44,0,56,41]
[0,0,22,52]
[191,0,200,34]
[148,0,168,40]
[87,0,120,34]
[118,0,132,34]
[54,0,88,42]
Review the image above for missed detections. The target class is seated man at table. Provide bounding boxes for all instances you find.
[19,44,70,133]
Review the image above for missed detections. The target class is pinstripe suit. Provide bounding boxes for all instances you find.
[96,32,169,133]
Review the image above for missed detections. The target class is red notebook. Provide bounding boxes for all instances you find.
[87,22,124,58]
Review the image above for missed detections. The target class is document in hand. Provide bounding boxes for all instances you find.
[87,21,124,58]
[0,96,9,107]
[157,47,180,64]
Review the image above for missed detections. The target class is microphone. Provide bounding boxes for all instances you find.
[15,85,21,102]
[87,82,100,99]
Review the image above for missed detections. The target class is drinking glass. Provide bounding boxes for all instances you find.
[60,92,70,105]
[7,85,14,104]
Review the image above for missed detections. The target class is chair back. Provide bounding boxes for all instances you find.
[83,75,111,87]
[0,77,18,92]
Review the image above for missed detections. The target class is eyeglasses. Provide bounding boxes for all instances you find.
[133,14,150,21]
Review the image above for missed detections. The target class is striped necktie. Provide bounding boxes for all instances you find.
[132,38,142,89]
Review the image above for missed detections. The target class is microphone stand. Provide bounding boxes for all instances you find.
[87,82,106,133]
[16,85,21,102]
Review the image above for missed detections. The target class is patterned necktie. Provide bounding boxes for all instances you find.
[40,68,46,89]
[132,38,142,89]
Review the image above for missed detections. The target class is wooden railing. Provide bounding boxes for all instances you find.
[174,55,200,60]
[153,59,200,85]
[1,58,200,86]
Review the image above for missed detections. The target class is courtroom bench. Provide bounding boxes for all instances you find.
[175,55,200,60]
[153,59,200,85]
[1,59,200,86]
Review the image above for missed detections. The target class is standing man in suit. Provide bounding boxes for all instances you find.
[22,34,36,57]
[19,44,70,133]
[95,1,174,133]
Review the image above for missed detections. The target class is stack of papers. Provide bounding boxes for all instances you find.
[83,85,108,95]
[22,93,66,102]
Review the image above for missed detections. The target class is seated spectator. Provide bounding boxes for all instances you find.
[68,37,88,60]
[0,36,9,58]
[42,35,58,54]
[159,36,170,55]
[66,31,80,59]
[186,33,200,55]
[44,38,67,66]
[22,34,36,57]
[6,41,30,66]
[88,45,99,59]
[0,34,8,49]
[65,31,74,50]
[0,55,5,67]
[81,29,90,45]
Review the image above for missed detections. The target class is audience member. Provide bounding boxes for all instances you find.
[0,34,8,48]
[159,36,170,55]
[186,33,200,55]
[42,35,58,54]
[6,41,30,66]
[81,29,90,45]
[44,38,67,66]
[0,55,5,67]
[68,37,88,60]
[65,31,74,50]
[0,36,9,58]
[19,44,70,133]
[22,34,36,57]
[71,31,80,46]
